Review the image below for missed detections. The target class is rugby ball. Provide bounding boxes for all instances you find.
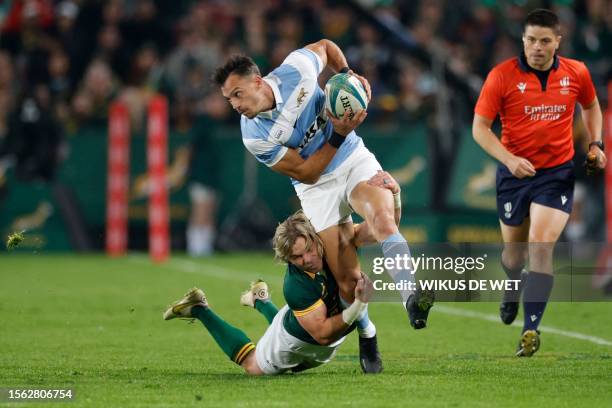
[325,73,368,120]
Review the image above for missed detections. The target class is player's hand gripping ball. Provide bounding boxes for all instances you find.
[325,73,368,120]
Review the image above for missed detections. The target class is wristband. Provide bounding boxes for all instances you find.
[339,67,350,74]
[393,192,401,209]
[341,299,367,325]
[328,131,345,148]
[589,141,604,151]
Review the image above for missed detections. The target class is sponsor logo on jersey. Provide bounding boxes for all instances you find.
[560,76,570,95]
[517,82,527,94]
[524,104,567,121]
[296,87,308,107]
[272,128,286,142]
[297,113,327,152]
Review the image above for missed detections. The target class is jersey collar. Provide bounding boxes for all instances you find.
[518,52,560,72]
[257,75,284,119]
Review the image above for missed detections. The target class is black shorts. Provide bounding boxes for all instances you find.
[496,160,575,226]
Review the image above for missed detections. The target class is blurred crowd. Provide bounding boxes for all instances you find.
[0,0,609,142]
[0,0,609,248]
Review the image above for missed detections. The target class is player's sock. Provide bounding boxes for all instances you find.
[502,262,523,280]
[501,262,525,303]
[191,305,254,365]
[522,272,554,332]
[254,299,278,324]
[340,297,376,338]
[357,320,377,338]
[381,232,414,304]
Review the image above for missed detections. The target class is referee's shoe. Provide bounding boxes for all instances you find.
[500,270,528,325]
[516,330,541,357]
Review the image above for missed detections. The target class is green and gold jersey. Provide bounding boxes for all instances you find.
[282,261,355,345]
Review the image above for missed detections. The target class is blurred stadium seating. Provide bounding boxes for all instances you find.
[0,0,609,251]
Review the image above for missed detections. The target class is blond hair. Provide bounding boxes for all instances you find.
[273,210,324,263]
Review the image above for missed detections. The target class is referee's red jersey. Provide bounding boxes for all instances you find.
[474,54,596,169]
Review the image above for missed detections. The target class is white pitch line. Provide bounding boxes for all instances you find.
[130,256,612,348]
[127,255,283,284]
[435,305,612,347]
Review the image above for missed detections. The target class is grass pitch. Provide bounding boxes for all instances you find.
[1,254,611,407]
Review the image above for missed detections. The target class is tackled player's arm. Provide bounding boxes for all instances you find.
[270,110,367,184]
[270,40,368,184]
[295,301,350,346]
[304,39,346,74]
[305,39,371,101]
[270,145,343,185]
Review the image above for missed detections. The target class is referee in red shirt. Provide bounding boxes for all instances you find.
[473,9,606,357]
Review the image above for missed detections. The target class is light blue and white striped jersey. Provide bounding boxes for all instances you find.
[240,48,362,185]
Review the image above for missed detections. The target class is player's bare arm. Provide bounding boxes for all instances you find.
[472,114,536,179]
[271,109,367,184]
[581,97,607,169]
[305,39,371,101]
[353,171,402,247]
[296,276,372,345]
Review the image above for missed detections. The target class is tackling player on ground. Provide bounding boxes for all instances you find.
[163,172,401,375]
[212,39,435,368]
[472,9,606,356]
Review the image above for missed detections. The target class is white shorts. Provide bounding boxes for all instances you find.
[255,305,345,375]
[294,142,383,232]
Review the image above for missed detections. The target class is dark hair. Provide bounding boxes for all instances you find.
[212,55,260,86]
[523,9,560,34]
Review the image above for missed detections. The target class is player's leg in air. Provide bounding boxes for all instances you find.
[349,179,435,329]
[240,280,278,324]
[163,288,264,375]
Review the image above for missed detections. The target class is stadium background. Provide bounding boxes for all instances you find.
[1,2,612,407]
[0,0,609,252]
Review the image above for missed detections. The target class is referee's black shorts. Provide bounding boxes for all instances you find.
[496,160,574,226]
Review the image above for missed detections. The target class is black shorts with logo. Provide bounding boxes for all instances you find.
[496,160,574,226]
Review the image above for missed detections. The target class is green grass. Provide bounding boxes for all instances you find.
[1,254,611,407]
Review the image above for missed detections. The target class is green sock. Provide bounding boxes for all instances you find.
[254,299,279,324]
[191,306,254,365]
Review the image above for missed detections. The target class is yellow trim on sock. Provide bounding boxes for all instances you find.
[234,342,255,364]
[292,299,324,317]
